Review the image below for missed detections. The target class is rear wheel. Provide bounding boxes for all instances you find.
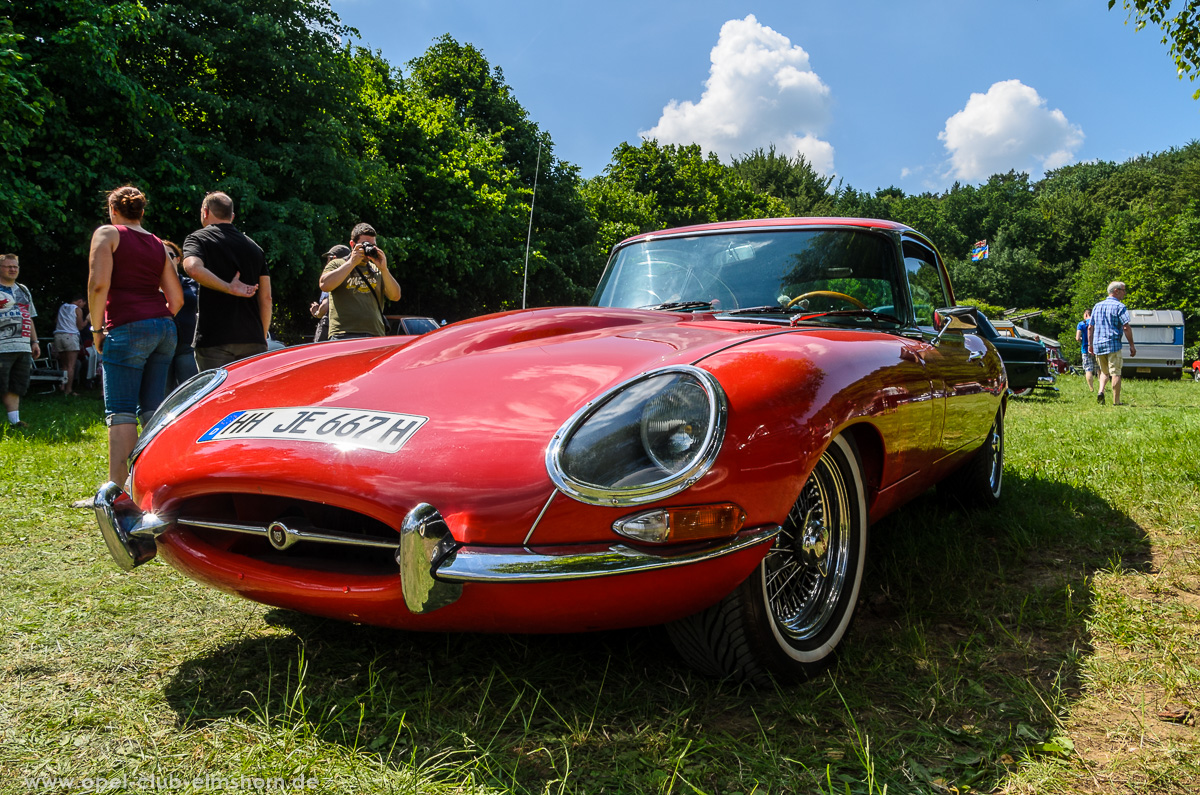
[667,435,867,684]
[940,408,1004,507]
[1010,386,1034,397]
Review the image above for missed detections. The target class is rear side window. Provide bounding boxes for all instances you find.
[902,238,950,328]
[402,317,438,335]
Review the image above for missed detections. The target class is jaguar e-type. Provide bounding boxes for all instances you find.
[95,217,1007,683]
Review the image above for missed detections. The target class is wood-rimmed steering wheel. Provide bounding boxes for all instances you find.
[785,290,869,310]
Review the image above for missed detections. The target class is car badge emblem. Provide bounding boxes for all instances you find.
[267,521,292,551]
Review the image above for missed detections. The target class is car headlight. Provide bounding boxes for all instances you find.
[547,365,727,506]
[129,368,228,465]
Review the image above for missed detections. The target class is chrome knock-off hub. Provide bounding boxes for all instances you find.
[797,518,830,576]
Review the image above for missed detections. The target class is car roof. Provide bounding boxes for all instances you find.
[615,217,914,248]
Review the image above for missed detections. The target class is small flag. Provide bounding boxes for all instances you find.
[970,240,989,261]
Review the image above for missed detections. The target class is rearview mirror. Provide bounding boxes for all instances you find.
[932,305,977,346]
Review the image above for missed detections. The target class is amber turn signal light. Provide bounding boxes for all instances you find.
[612,504,746,544]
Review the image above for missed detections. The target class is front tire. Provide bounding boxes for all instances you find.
[667,435,868,684]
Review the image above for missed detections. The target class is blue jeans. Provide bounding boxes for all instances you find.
[167,349,199,393]
[102,317,177,426]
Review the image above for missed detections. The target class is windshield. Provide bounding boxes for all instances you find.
[591,228,905,325]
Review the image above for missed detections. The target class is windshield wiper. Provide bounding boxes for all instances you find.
[791,309,904,326]
[721,305,796,316]
[640,300,715,312]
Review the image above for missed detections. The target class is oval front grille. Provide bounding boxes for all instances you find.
[174,493,400,576]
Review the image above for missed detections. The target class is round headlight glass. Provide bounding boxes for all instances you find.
[129,368,227,463]
[641,377,712,473]
[548,366,726,506]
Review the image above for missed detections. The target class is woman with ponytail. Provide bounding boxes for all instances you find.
[87,186,183,485]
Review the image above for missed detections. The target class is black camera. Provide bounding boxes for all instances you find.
[359,241,377,258]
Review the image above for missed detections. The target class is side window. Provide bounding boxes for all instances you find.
[902,238,951,329]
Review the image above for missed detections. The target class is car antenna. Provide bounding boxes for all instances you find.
[521,140,542,310]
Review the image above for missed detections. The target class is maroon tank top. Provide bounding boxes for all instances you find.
[105,225,172,330]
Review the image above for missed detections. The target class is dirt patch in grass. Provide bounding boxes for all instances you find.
[1063,686,1199,795]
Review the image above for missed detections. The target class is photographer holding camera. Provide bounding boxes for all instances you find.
[318,223,401,339]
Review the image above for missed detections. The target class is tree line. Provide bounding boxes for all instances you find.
[2,0,599,333]
[3,0,1199,357]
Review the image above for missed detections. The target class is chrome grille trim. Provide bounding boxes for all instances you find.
[178,517,399,552]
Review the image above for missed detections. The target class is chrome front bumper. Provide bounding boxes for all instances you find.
[94,481,172,572]
[94,488,779,615]
[399,503,779,613]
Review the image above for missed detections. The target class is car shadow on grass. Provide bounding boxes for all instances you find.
[161,471,1150,794]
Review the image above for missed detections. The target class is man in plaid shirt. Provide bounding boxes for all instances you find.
[1088,281,1137,405]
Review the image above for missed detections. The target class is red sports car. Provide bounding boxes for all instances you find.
[95,218,1006,683]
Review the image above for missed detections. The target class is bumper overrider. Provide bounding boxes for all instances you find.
[94,483,780,615]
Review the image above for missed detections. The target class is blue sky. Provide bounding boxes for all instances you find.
[330,0,1198,193]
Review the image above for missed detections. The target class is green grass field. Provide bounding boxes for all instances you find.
[2,375,1198,794]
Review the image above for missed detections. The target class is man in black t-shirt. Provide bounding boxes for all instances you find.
[181,192,272,370]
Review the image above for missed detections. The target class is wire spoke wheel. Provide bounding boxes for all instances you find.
[984,413,1003,494]
[764,450,853,642]
[666,435,867,683]
[940,407,1004,507]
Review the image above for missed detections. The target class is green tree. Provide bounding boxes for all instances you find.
[0,16,54,246]
[584,139,780,258]
[1072,201,1200,348]
[126,0,370,299]
[1036,174,1108,267]
[2,0,182,292]
[2,0,371,333]
[947,232,1044,309]
[578,176,657,263]
[1120,203,1200,321]
[729,145,836,216]
[936,183,985,258]
[405,35,601,309]
[1111,0,1200,98]
[2,5,606,329]
[363,80,524,319]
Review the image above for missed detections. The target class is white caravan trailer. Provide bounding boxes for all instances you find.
[1121,309,1185,379]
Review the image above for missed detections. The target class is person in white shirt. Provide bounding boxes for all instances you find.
[54,295,87,395]
[0,253,40,427]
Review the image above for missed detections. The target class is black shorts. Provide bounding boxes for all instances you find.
[0,351,32,396]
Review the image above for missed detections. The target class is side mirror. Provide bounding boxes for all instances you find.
[932,305,977,346]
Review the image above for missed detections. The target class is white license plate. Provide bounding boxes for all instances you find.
[198,407,427,453]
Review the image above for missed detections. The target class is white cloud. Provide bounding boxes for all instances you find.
[939,80,1084,182]
[641,15,835,175]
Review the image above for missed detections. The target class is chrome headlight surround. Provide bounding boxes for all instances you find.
[547,365,728,506]
[129,368,228,465]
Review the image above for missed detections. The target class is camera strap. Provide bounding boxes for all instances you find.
[354,263,388,330]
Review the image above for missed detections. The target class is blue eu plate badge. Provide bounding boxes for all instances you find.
[198,407,427,453]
